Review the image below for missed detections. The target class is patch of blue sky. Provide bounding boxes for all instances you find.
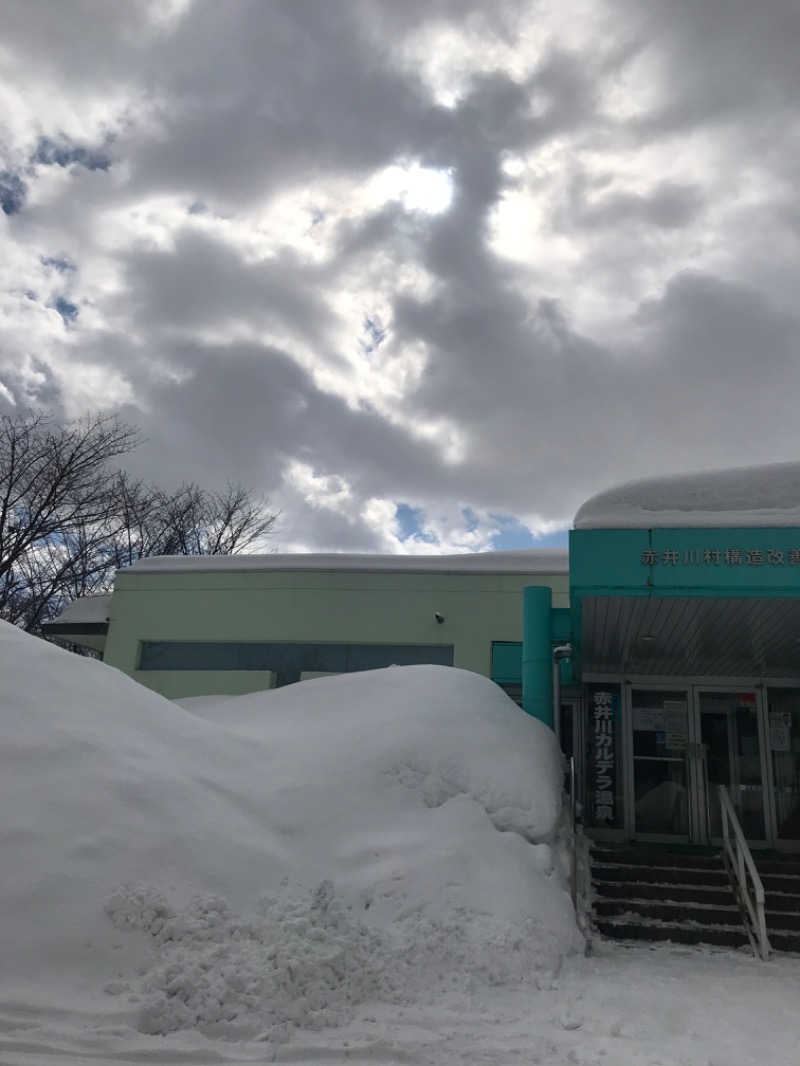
[461,507,480,533]
[0,171,26,215]
[41,255,75,273]
[51,296,79,324]
[490,515,569,550]
[32,136,111,172]
[361,315,386,357]
[395,503,437,545]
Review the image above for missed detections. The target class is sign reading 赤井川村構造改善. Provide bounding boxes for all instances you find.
[569,527,800,595]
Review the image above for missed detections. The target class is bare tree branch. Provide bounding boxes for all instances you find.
[0,410,280,641]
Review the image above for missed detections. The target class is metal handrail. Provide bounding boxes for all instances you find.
[718,784,770,961]
[568,756,591,940]
[569,756,577,909]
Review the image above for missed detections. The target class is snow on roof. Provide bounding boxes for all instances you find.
[125,548,569,575]
[574,460,800,530]
[53,592,112,624]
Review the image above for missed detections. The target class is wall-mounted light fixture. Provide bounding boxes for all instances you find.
[434,612,445,624]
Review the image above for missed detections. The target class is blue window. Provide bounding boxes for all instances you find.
[491,642,522,684]
[138,641,454,674]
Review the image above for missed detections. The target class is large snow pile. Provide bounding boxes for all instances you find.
[0,621,580,1045]
[575,459,800,529]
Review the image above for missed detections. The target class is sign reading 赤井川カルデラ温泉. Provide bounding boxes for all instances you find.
[587,683,622,829]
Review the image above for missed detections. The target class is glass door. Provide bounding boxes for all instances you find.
[560,698,583,806]
[693,688,767,845]
[767,688,800,846]
[630,687,693,840]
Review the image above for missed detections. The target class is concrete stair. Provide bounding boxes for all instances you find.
[591,845,748,950]
[591,844,800,954]
[751,853,800,954]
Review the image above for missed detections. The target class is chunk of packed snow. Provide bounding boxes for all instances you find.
[574,460,800,529]
[0,621,580,1044]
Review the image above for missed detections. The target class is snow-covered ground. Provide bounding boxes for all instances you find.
[2,620,800,1065]
[3,940,799,1065]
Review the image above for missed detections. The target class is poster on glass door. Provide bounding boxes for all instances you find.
[663,700,688,751]
[633,699,688,753]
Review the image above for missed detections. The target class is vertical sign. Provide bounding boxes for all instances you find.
[587,683,621,828]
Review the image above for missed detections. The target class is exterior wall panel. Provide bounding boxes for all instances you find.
[104,566,568,698]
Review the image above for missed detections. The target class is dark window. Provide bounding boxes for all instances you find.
[345,643,453,671]
[236,642,347,673]
[139,641,238,671]
[491,642,522,684]
[138,640,454,673]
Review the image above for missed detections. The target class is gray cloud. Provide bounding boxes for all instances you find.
[631,0,800,130]
[119,228,342,356]
[560,177,705,232]
[2,0,800,552]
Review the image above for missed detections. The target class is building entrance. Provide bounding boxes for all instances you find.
[628,684,769,846]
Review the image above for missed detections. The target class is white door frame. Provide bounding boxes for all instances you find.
[609,676,775,847]
[691,685,772,847]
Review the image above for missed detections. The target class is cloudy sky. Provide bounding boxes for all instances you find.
[1,0,799,554]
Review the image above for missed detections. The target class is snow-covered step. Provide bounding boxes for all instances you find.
[594,915,750,950]
[592,846,723,869]
[768,929,800,953]
[762,908,800,931]
[589,844,746,950]
[758,872,800,894]
[592,860,729,888]
[594,897,741,927]
[752,855,800,953]
[764,891,800,913]
[591,844,800,954]
[593,879,735,908]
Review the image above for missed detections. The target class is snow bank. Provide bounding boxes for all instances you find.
[574,460,800,529]
[0,622,580,1044]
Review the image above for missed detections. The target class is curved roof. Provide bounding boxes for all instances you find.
[574,460,800,530]
[53,592,112,623]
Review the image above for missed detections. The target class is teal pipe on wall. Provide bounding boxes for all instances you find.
[522,585,553,727]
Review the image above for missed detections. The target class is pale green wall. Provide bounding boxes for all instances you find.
[103,565,569,699]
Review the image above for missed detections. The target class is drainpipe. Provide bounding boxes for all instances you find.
[552,643,572,748]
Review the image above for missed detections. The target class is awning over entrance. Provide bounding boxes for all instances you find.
[569,526,800,680]
[582,595,800,677]
[568,471,800,852]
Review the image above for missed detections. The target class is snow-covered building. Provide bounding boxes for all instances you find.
[46,461,800,853]
[47,551,570,702]
[569,461,800,854]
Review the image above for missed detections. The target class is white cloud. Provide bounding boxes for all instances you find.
[2,0,800,550]
[369,162,454,215]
